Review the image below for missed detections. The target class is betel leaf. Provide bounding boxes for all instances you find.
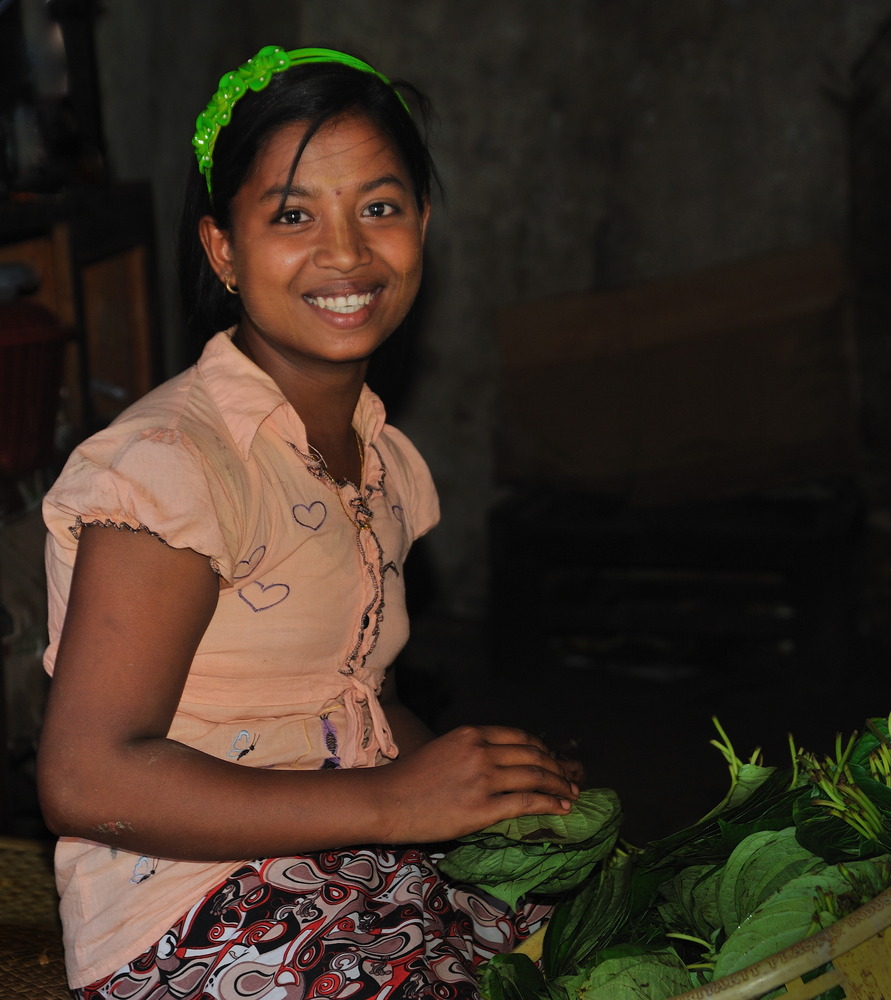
[714,827,825,935]
[438,841,602,910]
[477,953,552,1000]
[793,792,889,863]
[477,715,891,1000]
[546,971,589,1000]
[850,716,891,771]
[438,789,621,909]
[462,789,622,846]
[696,761,777,826]
[543,852,635,978]
[711,865,855,979]
[640,769,802,875]
[656,863,722,941]
[831,854,891,906]
[846,769,891,831]
[572,944,694,1000]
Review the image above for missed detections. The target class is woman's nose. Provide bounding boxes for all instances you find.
[313,216,372,271]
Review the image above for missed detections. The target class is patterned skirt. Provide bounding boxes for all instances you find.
[76,846,548,1000]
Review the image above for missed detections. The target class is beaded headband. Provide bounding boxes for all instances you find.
[192,45,411,199]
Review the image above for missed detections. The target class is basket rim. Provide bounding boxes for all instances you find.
[667,885,891,1000]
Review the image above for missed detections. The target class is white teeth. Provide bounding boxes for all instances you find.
[307,291,375,314]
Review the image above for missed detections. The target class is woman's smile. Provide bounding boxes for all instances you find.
[305,289,380,316]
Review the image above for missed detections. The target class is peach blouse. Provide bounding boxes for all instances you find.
[42,330,440,987]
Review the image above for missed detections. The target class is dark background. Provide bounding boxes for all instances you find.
[1,0,890,845]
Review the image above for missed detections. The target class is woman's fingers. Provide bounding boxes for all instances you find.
[493,756,579,804]
[447,726,580,805]
[470,725,550,753]
[469,728,579,792]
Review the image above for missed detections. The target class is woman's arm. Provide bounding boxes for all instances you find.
[38,526,577,861]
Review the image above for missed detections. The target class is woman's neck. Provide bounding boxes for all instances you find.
[232,330,368,483]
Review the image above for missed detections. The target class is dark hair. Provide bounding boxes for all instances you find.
[177,57,439,348]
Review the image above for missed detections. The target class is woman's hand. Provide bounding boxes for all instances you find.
[372,724,580,843]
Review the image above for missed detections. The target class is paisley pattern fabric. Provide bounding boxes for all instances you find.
[76,847,548,1000]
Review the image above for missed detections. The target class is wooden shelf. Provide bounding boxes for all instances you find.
[0,182,162,439]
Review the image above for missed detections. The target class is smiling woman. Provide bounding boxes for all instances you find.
[199,116,429,425]
[35,45,581,1000]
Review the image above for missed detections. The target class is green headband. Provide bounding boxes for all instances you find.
[192,45,411,198]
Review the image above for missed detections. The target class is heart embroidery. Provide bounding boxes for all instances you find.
[293,501,327,531]
[238,581,290,612]
[233,545,266,580]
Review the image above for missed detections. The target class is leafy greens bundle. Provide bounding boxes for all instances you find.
[438,715,891,1000]
[437,787,621,909]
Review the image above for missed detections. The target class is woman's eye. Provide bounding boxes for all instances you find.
[278,207,308,225]
[364,202,396,218]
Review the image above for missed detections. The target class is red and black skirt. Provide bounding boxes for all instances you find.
[76,846,547,1000]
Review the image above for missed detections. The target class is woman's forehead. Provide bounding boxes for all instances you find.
[257,116,405,185]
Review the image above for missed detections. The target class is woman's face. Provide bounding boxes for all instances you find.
[201,114,430,375]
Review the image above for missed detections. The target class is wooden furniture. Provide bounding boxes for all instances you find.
[0,302,73,478]
[0,182,161,439]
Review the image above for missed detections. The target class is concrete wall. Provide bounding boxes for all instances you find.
[92,0,891,616]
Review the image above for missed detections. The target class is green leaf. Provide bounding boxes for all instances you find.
[543,853,635,978]
[832,855,891,909]
[714,827,825,935]
[847,769,891,833]
[438,841,604,909]
[547,971,589,1000]
[793,793,887,863]
[574,944,694,1000]
[712,866,853,979]
[464,789,622,846]
[438,789,622,909]
[641,771,803,875]
[850,717,891,771]
[657,863,722,941]
[697,762,777,826]
[478,953,552,1000]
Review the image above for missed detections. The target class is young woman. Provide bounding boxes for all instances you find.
[37,46,579,1000]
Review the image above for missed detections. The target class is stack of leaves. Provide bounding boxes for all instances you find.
[794,716,891,862]
[437,788,622,909]
[443,715,891,1000]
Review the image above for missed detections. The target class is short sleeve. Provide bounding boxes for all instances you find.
[43,426,240,583]
[377,424,440,542]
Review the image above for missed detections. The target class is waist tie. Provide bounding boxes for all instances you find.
[341,675,399,768]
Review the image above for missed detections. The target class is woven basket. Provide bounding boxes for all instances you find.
[667,885,891,1000]
[0,836,72,999]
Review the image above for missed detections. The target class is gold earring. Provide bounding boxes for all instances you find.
[224,276,238,295]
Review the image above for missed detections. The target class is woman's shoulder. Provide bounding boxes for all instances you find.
[44,361,245,579]
[90,330,256,444]
[75,332,257,466]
